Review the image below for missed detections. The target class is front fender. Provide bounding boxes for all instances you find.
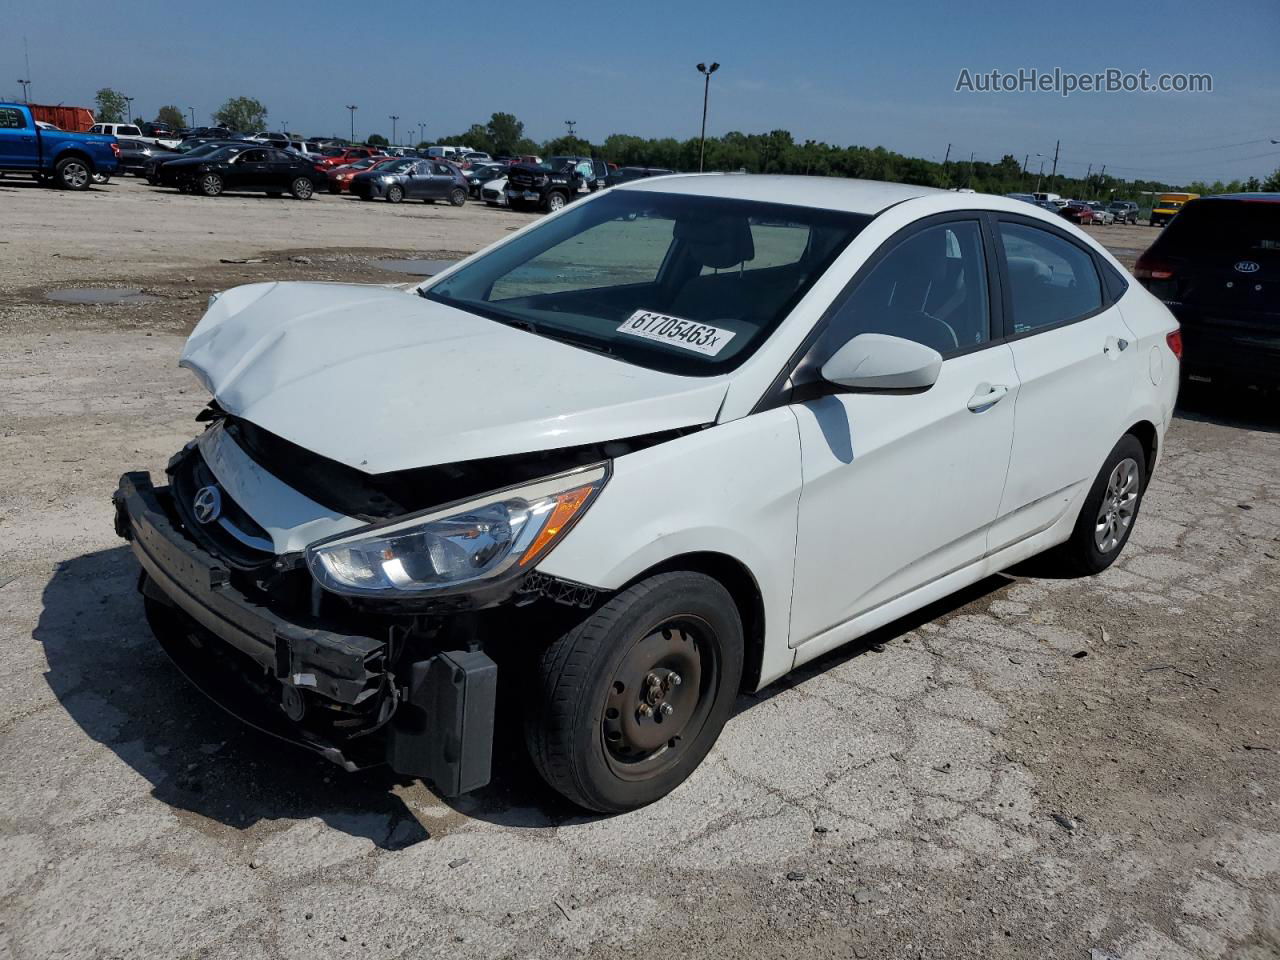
[537,408,803,689]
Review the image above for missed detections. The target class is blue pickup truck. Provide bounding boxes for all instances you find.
[0,102,120,189]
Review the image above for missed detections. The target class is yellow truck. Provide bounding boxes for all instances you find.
[1150,192,1199,228]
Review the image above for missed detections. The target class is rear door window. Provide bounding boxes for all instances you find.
[998,222,1103,333]
[0,107,26,129]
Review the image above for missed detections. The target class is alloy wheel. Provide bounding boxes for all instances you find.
[62,162,88,189]
[1094,457,1139,553]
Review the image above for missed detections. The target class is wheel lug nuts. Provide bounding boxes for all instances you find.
[659,702,674,718]
[667,672,682,688]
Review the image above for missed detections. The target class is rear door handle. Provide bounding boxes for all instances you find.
[966,384,1009,411]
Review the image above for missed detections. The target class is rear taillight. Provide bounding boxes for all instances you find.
[1166,330,1183,359]
[110,142,121,157]
[1134,253,1176,281]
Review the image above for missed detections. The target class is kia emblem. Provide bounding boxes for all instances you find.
[1234,260,1260,274]
[192,485,222,524]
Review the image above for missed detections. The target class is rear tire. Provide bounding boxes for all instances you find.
[524,571,744,813]
[448,186,466,206]
[55,156,91,190]
[1043,434,1147,576]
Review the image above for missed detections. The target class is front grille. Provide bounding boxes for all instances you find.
[169,446,275,569]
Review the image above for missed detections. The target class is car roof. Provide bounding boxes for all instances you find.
[616,173,946,214]
[1202,192,1280,203]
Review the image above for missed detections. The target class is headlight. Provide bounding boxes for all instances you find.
[380,175,397,182]
[305,464,609,597]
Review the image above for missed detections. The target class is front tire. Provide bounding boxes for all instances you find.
[386,184,404,203]
[544,190,567,213]
[55,156,91,190]
[525,571,744,813]
[198,173,224,197]
[289,177,314,200]
[1045,434,1147,575]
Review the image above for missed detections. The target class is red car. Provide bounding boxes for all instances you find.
[313,146,382,171]
[1059,201,1099,225]
[327,156,393,193]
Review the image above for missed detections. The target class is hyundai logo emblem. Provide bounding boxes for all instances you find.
[1234,260,1260,274]
[192,485,222,525]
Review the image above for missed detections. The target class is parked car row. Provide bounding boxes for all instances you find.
[1006,192,1142,225]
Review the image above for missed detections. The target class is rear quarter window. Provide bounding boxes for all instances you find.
[999,222,1104,333]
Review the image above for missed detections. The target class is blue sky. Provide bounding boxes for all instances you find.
[5,0,1278,184]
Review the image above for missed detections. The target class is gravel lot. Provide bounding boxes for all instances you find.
[1,177,1278,960]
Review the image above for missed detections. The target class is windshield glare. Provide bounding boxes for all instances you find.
[426,190,870,376]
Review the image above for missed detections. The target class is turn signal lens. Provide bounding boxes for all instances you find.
[520,486,595,567]
[1134,254,1175,281]
[1166,330,1183,360]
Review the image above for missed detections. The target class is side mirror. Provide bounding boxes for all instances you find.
[821,333,943,391]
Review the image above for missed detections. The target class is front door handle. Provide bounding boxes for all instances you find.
[967,384,1009,411]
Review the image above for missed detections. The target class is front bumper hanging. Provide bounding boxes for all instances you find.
[112,470,497,795]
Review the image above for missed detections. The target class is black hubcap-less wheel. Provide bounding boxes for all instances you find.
[602,618,718,781]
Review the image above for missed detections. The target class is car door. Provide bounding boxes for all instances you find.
[986,216,1139,552]
[427,161,455,199]
[233,148,271,189]
[264,149,296,189]
[403,161,433,197]
[0,105,39,170]
[789,216,1019,648]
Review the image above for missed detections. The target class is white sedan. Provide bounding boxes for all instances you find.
[115,174,1179,812]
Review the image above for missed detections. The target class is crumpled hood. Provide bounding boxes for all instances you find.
[181,282,727,474]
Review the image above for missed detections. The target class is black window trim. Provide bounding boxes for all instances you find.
[989,212,1120,343]
[752,209,1007,413]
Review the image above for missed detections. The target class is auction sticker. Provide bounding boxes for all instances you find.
[617,310,737,357]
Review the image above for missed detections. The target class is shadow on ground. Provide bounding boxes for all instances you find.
[1174,380,1280,434]
[38,545,1013,837]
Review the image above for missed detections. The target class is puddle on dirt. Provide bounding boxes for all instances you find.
[374,259,457,276]
[45,288,163,304]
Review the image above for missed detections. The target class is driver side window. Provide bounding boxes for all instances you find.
[825,220,990,356]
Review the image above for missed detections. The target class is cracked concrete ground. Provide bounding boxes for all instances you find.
[1,178,1278,959]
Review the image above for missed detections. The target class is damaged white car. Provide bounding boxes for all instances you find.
[115,175,1180,811]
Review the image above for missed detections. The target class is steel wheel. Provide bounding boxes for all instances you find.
[200,174,223,197]
[1094,457,1139,553]
[449,187,466,206]
[601,617,718,781]
[547,192,567,212]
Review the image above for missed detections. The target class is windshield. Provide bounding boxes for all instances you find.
[1153,200,1280,258]
[322,147,347,157]
[426,190,870,376]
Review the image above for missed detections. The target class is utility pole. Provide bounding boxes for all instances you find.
[696,61,720,173]
[565,119,576,137]
[346,105,358,144]
[389,115,399,145]
[942,142,951,185]
[1035,159,1046,193]
[124,96,134,123]
[968,151,975,189]
[1021,153,1028,175]
[187,106,195,128]
[1050,138,1060,186]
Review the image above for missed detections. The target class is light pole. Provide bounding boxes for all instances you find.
[187,106,195,128]
[124,95,134,124]
[696,62,719,173]
[346,104,358,144]
[418,122,426,146]
[16,79,30,102]
[389,115,399,146]
[565,119,576,138]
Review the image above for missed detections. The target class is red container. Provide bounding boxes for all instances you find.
[27,103,96,132]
